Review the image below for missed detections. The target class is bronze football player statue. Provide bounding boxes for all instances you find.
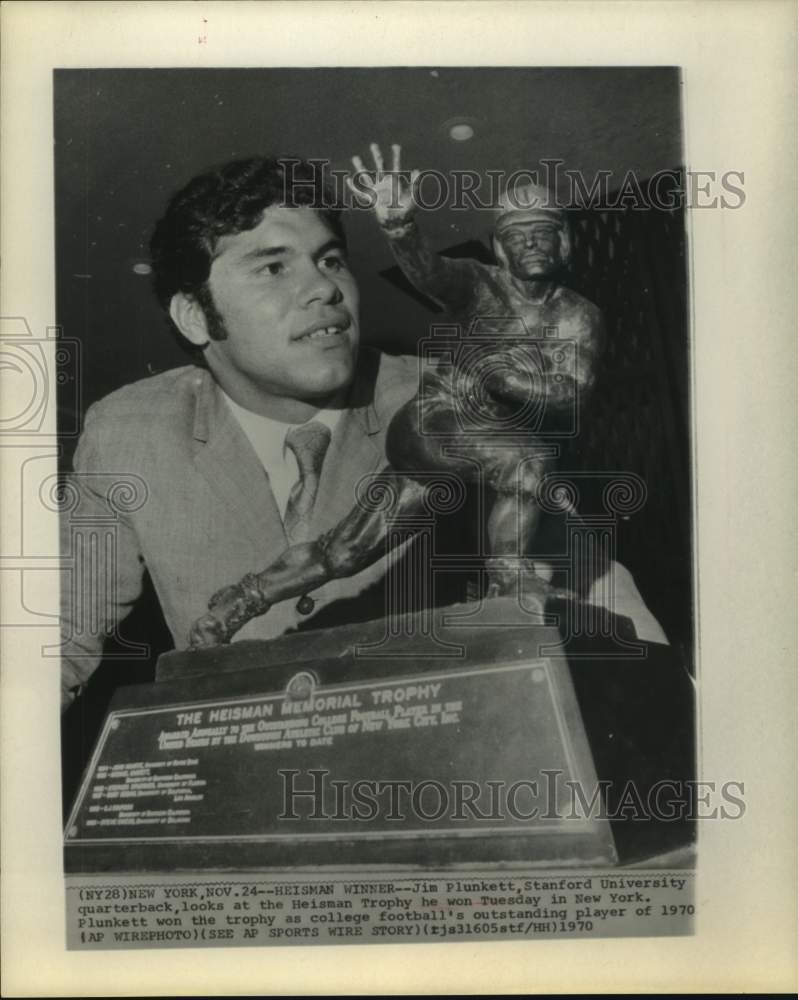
[189,144,605,647]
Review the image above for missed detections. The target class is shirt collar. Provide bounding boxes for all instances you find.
[221,390,343,460]
[191,350,382,444]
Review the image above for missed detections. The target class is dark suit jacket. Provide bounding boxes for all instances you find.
[60,348,417,706]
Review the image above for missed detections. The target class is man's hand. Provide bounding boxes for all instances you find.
[347,143,420,229]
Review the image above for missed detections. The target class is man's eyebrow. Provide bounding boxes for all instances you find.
[235,239,346,264]
[237,245,290,263]
[313,238,346,259]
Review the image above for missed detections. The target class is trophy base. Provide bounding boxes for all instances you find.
[64,598,694,873]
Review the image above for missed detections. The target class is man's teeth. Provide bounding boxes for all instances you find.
[301,326,342,341]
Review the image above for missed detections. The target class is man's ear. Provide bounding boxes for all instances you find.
[169,292,209,347]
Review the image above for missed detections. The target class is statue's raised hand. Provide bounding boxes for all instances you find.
[347,143,420,228]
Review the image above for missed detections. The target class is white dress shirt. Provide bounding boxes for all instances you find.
[221,392,342,521]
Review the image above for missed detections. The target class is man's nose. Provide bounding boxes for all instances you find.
[300,263,342,305]
[524,231,540,248]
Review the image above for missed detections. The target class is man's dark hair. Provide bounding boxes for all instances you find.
[149,156,345,335]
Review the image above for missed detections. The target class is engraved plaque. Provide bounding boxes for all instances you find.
[65,602,694,871]
[64,620,617,871]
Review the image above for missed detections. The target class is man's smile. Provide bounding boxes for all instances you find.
[293,313,352,344]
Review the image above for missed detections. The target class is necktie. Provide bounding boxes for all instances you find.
[283,421,332,543]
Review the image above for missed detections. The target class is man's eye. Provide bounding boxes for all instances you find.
[258,262,284,276]
[320,254,347,272]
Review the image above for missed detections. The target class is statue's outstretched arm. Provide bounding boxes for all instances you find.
[347,142,475,312]
[189,471,429,648]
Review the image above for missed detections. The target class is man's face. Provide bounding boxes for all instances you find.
[201,206,360,417]
[495,211,562,281]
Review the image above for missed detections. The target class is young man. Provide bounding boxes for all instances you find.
[59,157,417,710]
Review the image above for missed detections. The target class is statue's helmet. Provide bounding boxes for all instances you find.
[492,180,571,270]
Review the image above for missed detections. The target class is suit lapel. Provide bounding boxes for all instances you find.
[312,354,385,537]
[191,371,288,557]
[312,406,384,536]
[189,354,388,554]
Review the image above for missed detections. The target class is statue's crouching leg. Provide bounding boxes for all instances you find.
[485,446,574,604]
